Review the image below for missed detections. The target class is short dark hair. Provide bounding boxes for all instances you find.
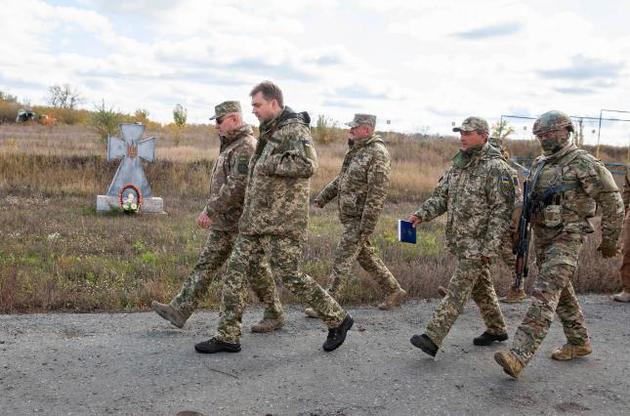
[250,81,284,107]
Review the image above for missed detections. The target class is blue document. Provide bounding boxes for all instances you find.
[398,220,417,244]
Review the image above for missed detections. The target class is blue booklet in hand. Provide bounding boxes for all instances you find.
[398,220,417,244]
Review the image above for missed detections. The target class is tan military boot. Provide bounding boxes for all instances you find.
[304,307,320,318]
[612,290,630,302]
[500,288,527,304]
[494,351,524,379]
[551,342,592,361]
[250,317,285,333]
[151,301,186,328]
[378,288,408,310]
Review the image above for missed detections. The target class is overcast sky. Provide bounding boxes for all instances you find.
[2,0,630,144]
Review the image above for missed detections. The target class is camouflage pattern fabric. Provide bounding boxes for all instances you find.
[209,100,241,120]
[623,163,630,210]
[487,140,525,289]
[414,142,514,346]
[346,113,376,129]
[215,106,346,344]
[453,116,489,133]
[426,258,507,347]
[508,142,624,366]
[168,124,282,320]
[414,143,516,259]
[502,164,525,290]
[510,232,588,364]
[216,234,347,344]
[619,165,630,291]
[497,231,523,290]
[238,107,317,237]
[204,124,256,231]
[170,229,282,320]
[314,134,402,298]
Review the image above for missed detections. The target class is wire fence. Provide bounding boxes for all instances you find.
[499,114,630,148]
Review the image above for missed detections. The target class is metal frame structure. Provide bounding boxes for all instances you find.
[596,109,630,158]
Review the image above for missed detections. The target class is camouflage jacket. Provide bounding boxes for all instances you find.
[238,107,318,236]
[314,134,390,237]
[623,164,630,211]
[203,124,256,231]
[528,143,624,245]
[414,143,516,259]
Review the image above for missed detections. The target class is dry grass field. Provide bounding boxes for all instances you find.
[0,123,626,313]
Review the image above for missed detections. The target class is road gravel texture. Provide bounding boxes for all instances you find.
[1,295,629,415]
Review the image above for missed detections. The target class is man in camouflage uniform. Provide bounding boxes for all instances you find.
[490,137,527,303]
[495,110,624,378]
[304,114,406,318]
[194,81,353,354]
[437,137,526,303]
[612,164,630,302]
[151,101,284,333]
[408,116,516,357]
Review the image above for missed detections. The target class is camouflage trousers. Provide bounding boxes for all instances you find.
[499,231,524,291]
[426,257,506,347]
[510,232,589,365]
[618,211,630,291]
[326,224,402,299]
[217,233,347,344]
[170,229,283,321]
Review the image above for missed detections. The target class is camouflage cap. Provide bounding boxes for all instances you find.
[453,116,489,133]
[209,101,241,120]
[346,113,376,129]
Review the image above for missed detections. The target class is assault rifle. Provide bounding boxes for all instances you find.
[514,180,531,291]
[514,178,579,289]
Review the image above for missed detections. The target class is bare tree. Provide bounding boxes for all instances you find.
[47,84,82,109]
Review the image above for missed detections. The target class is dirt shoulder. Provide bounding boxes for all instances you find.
[1,295,629,415]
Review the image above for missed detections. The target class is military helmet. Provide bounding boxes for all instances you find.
[532,110,574,136]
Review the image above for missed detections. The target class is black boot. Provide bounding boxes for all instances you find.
[410,333,438,357]
[473,331,508,346]
[194,337,241,354]
[323,315,354,352]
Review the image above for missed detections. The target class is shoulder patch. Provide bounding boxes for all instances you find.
[301,138,316,160]
[500,175,514,194]
[237,155,249,174]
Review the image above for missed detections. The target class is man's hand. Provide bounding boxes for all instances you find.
[597,239,620,258]
[408,214,422,228]
[312,198,325,209]
[196,211,211,229]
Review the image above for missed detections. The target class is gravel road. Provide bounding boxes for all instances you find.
[1,295,629,415]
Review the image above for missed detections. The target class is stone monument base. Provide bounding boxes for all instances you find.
[96,195,165,214]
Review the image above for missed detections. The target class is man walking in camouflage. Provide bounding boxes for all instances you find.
[304,114,406,318]
[612,163,630,302]
[194,81,353,354]
[151,101,284,333]
[490,137,527,304]
[437,137,526,303]
[408,116,515,358]
[495,110,624,378]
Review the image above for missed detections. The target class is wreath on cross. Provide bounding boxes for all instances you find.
[118,183,143,214]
